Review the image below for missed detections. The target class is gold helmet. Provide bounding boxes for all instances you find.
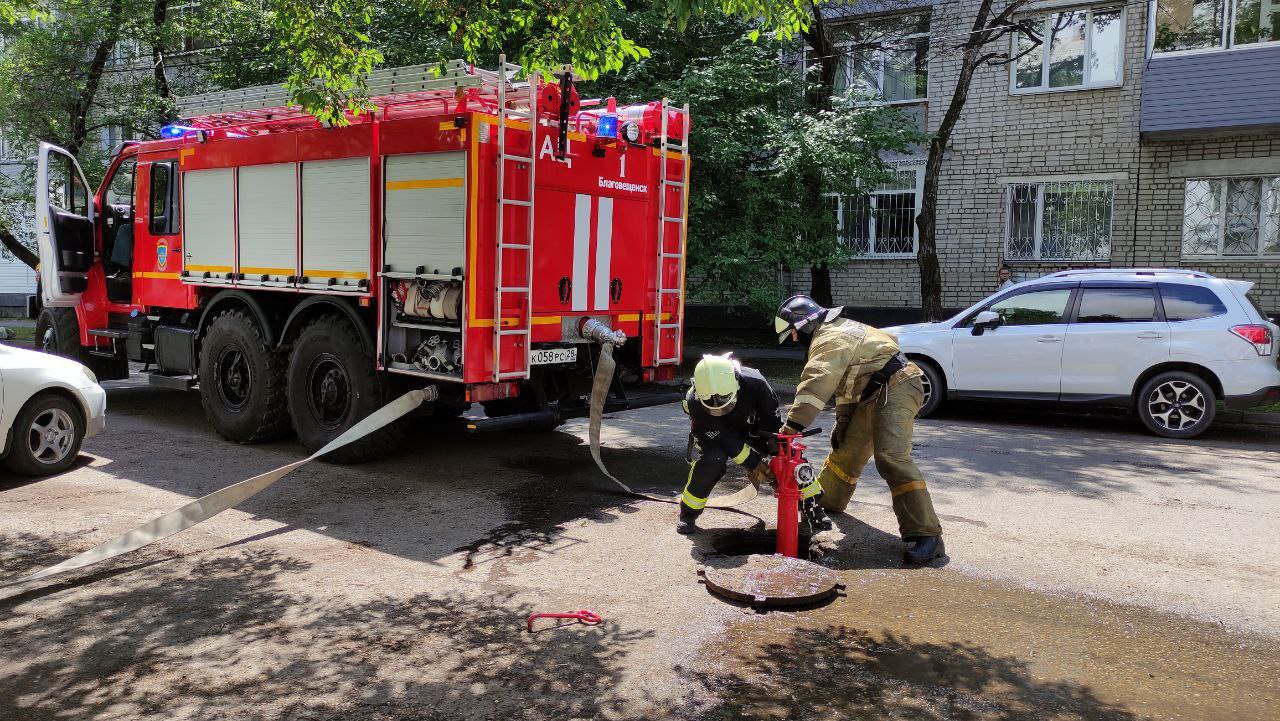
[692,353,740,416]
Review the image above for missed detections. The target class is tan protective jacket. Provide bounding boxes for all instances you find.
[785,317,922,430]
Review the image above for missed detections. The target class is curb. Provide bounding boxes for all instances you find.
[1218,410,1280,428]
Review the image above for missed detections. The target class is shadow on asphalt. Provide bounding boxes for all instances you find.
[688,623,1141,720]
[2,382,708,578]
[0,535,657,720]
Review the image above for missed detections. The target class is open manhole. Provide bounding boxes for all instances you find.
[711,528,814,559]
[699,530,844,610]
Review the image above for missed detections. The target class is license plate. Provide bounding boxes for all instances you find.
[530,347,578,365]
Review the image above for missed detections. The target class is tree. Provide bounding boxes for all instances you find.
[267,0,818,125]
[0,0,202,267]
[596,11,923,310]
[914,0,1038,320]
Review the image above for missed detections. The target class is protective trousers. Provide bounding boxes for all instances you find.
[815,376,942,538]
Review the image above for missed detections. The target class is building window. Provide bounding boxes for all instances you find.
[834,13,930,104]
[1152,0,1280,53]
[836,167,923,258]
[1005,180,1114,261]
[1181,176,1280,258]
[1013,8,1124,92]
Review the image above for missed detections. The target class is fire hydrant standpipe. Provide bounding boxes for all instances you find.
[768,428,821,558]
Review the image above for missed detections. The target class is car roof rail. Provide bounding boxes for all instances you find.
[1044,268,1216,280]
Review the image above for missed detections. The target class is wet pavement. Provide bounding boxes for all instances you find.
[0,379,1277,719]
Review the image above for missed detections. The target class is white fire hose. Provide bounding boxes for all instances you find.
[1,387,435,589]
[584,319,760,510]
[3,322,757,590]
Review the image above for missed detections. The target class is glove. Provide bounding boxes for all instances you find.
[831,413,851,450]
[749,462,776,488]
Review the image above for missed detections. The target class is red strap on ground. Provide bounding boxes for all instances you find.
[526,610,602,632]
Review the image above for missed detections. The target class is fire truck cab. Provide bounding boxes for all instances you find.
[33,61,690,462]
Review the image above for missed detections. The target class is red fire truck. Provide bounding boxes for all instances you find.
[33,61,689,461]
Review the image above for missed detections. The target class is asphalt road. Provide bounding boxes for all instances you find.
[0,379,1277,720]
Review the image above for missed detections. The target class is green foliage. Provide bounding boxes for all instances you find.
[274,0,383,126]
[269,0,834,124]
[591,14,926,309]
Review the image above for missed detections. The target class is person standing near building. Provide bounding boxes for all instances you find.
[997,264,1015,291]
[774,295,945,565]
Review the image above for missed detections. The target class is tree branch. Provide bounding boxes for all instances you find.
[0,223,38,269]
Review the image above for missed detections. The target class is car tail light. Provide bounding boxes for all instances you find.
[1229,324,1273,356]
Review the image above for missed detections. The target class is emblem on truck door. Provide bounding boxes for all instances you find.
[156,239,168,271]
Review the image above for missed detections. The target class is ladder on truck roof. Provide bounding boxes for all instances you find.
[492,56,538,381]
[174,60,528,131]
[654,100,690,366]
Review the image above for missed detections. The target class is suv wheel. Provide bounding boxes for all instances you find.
[914,359,945,418]
[1136,371,1217,439]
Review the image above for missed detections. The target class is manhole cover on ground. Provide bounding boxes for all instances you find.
[699,553,845,609]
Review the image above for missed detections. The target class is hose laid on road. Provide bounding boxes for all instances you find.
[0,388,433,590]
[3,345,746,589]
[588,342,758,509]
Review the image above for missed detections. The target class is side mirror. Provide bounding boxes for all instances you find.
[971,310,1001,336]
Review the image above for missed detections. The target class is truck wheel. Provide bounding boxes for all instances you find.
[2,393,85,476]
[34,307,80,358]
[198,308,291,443]
[287,314,403,463]
[1136,371,1216,439]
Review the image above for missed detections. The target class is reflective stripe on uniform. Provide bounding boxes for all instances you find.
[681,463,708,509]
[800,479,823,499]
[823,458,855,484]
[681,488,709,510]
[731,444,752,465]
[794,393,826,409]
[890,480,928,497]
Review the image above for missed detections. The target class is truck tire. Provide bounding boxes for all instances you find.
[287,314,403,463]
[198,308,292,443]
[2,393,85,476]
[34,307,80,358]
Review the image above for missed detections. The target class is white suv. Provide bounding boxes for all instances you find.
[885,269,1280,438]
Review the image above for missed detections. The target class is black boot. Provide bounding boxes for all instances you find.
[803,497,833,532]
[676,506,700,535]
[903,535,945,565]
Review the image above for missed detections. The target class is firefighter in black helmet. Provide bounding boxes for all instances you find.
[678,353,828,535]
[775,295,945,565]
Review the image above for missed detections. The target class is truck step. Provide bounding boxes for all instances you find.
[147,372,198,391]
[88,328,130,339]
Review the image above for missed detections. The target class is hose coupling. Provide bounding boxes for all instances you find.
[579,318,627,347]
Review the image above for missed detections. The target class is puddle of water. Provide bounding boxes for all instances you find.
[692,568,1280,720]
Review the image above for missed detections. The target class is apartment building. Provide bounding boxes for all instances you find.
[789,0,1280,318]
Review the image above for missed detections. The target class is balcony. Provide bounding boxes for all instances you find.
[1141,44,1280,138]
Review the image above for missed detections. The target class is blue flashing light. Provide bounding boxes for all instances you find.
[597,114,618,140]
[160,123,196,138]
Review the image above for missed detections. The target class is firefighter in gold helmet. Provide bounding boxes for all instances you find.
[678,353,828,535]
[775,295,945,565]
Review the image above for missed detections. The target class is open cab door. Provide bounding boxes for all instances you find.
[35,142,94,307]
